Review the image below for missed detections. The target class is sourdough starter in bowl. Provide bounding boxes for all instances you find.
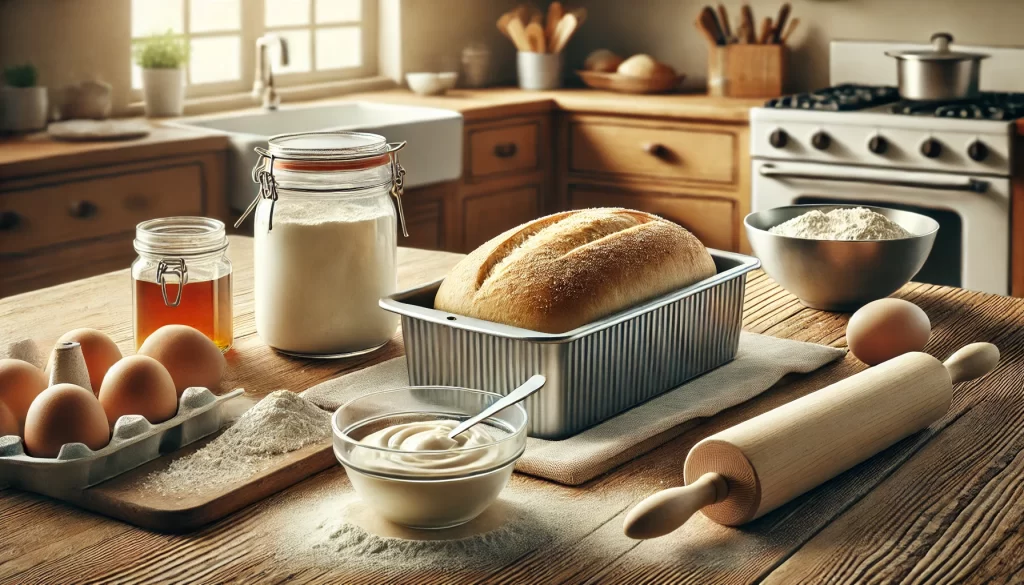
[342,418,519,529]
[333,388,528,530]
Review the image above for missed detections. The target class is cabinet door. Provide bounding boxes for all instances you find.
[462,186,542,251]
[568,185,737,251]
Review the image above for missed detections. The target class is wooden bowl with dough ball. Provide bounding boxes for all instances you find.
[577,54,683,94]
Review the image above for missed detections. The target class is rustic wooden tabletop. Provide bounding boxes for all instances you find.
[1,236,1021,584]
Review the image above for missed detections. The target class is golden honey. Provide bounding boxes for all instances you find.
[133,274,233,351]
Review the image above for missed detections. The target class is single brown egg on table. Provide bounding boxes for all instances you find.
[847,298,931,366]
[138,325,226,396]
[0,359,48,430]
[98,355,178,425]
[0,400,18,437]
[53,328,122,395]
[24,383,110,458]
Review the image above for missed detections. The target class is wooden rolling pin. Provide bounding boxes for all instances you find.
[623,342,1000,539]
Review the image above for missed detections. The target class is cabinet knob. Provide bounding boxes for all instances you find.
[68,200,98,219]
[493,143,518,158]
[0,211,19,230]
[643,142,668,158]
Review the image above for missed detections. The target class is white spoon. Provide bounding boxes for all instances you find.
[448,375,546,439]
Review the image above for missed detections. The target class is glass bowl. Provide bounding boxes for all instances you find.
[332,386,528,529]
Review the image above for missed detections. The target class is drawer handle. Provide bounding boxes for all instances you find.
[643,142,669,158]
[69,200,98,219]
[0,211,20,231]
[493,143,518,158]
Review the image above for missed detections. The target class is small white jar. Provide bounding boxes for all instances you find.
[246,131,409,358]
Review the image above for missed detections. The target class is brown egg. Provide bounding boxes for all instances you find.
[55,328,122,395]
[98,355,178,425]
[847,298,931,366]
[138,325,225,396]
[0,400,18,437]
[24,383,110,458]
[0,359,48,431]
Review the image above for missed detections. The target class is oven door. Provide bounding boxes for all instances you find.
[752,159,1010,295]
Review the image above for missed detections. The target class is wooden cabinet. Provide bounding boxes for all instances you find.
[401,182,457,251]
[569,121,738,185]
[558,113,751,253]
[467,121,541,179]
[567,185,737,251]
[0,151,227,297]
[462,185,542,250]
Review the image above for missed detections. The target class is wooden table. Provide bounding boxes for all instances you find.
[2,236,1023,584]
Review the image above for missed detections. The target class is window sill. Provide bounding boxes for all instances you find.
[126,76,398,117]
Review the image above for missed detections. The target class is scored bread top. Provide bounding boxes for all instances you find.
[434,208,717,333]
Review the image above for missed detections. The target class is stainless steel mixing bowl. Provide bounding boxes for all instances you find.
[744,204,939,311]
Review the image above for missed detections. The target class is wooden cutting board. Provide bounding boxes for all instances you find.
[64,431,335,533]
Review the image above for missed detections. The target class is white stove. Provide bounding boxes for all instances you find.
[750,40,1024,296]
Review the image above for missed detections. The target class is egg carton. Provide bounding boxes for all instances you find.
[0,387,243,498]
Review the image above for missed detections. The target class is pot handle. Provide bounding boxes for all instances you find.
[931,32,953,52]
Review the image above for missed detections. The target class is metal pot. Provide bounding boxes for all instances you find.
[886,33,988,101]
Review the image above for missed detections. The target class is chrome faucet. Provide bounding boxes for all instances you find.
[253,34,289,110]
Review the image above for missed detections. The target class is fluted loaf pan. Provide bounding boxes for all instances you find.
[380,249,760,439]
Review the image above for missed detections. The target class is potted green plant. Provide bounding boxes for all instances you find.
[1,64,48,132]
[133,30,190,117]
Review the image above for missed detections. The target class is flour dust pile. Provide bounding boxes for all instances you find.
[769,207,912,240]
[144,390,332,495]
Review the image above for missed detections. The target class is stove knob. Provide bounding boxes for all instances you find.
[968,140,989,162]
[811,131,831,151]
[769,129,788,149]
[868,135,888,155]
[920,138,943,159]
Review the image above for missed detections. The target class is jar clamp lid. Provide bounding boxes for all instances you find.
[134,217,228,308]
[235,131,409,234]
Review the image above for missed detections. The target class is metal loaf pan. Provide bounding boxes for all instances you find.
[380,250,760,439]
[0,388,243,499]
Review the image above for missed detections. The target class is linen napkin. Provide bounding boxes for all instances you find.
[303,332,846,485]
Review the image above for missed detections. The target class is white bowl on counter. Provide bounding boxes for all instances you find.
[332,386,527,529]
[405,72,458,96]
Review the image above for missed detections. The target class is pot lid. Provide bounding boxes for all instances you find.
[885,33,989,61]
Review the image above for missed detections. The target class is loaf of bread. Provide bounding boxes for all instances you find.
[434,208,717,333]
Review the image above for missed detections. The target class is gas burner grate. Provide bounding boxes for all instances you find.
[764,84,901,111]
[888,92,1024,120]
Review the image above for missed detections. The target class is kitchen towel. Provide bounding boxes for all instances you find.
[302,332,846,485]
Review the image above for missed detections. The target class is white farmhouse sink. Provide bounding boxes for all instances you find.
[171,102,463,212]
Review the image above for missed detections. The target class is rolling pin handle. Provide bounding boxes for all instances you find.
[943,342,1000,384]
[622,472,728,540]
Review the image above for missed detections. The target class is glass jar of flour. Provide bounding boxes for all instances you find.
[240,131,408,358]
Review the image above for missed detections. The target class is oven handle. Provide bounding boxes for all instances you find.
[758,163,990,193]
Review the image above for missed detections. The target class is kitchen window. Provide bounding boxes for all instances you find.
[130,0,377,99]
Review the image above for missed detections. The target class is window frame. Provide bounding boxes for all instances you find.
[130,0,378,101]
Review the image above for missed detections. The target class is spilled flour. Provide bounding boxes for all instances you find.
[769,207,912,240]
[144,390,331,495]
[270,474,637,580]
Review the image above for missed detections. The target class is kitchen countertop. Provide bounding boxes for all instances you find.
[0,122,228,180]
[0,88,764,178]
[2,237,1023,584]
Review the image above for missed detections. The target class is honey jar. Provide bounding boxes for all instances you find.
[132,217,233,351]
